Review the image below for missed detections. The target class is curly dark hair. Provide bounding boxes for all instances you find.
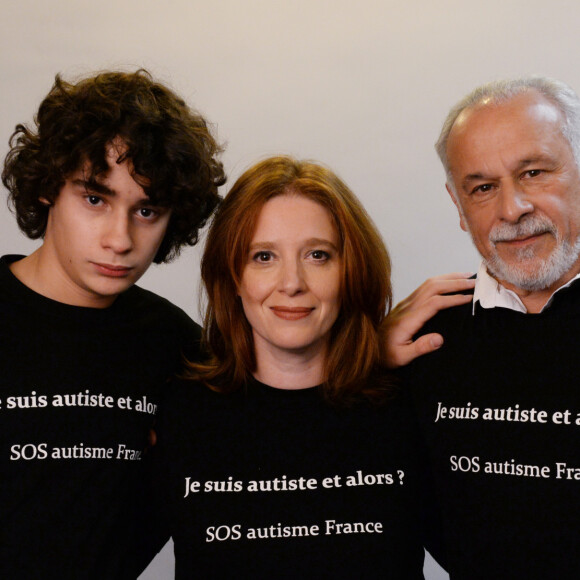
[2,69,225,263]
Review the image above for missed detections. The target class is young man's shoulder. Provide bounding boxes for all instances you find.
[0,254,33,303]
[125,283,194,319]
[0,253,200,336]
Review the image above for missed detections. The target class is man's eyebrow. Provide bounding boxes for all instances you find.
[459,173,489,192]
[515,155,556,169]
[71,178,114,196]
[460,156,557,190]
[462,172,487,184]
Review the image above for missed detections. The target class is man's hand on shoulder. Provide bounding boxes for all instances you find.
[381,273,475,368]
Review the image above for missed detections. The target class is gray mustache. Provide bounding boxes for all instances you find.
[489,217,556,243]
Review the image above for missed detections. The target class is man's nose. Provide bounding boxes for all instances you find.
[499,182,534,223]
[102,213,133,253]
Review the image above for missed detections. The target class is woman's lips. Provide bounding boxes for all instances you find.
[270,306,314,320]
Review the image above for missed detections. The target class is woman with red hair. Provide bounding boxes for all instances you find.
[155,156,444,578]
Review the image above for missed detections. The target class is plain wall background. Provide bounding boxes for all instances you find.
[3,1,580,577]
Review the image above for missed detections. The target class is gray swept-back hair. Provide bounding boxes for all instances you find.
[436,77,580,192]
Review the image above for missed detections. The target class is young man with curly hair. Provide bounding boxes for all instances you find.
[0,70,225,578]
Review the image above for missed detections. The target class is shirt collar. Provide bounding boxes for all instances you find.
[473,261,580,314]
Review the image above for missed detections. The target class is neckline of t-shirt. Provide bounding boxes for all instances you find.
[249,376,322,397]
[0,254,130,322]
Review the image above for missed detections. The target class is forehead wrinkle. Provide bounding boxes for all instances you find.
[461,155,554,185]
[451,133,564,189]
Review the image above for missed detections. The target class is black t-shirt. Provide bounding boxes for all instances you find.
[154,376,444,579]
[0,255,200,579]
[402,282,580,579]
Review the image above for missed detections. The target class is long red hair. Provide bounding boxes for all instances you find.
[190,156,393,403]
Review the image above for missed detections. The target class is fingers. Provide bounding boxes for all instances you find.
[383,272,476,369]
[411,333,444,359]
[402,273,475,303]
[429,272,474,280]
[386,333,443,367]
[390,274,475,319]
[412,290,473,320]
[387,292,473,340]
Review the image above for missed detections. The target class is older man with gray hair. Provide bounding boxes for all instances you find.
[395,77,580,579]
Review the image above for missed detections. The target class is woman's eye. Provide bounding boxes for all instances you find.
[311,250,330,261]
[253,251,272,262]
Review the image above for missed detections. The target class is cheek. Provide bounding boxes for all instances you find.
[137,226,169,260]
[239,270,276,304]
[320,271,342,313]
[54,220,89,259]
[239,283,259,312]
[239,287,268,332]
[238,295,254,325]
[462,211,494,244]
[548,197,579,231]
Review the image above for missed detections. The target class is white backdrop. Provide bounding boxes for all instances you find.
[3,1,580,577]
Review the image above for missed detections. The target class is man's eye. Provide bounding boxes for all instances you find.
[472,184,493,194]
[526,169,542,178]
[138,207,157,219]
[86,195,103,206]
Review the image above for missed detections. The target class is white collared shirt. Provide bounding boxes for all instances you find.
[472,261,580,314]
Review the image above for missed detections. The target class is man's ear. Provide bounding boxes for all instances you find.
[39,197,52,206]
[446,184,468,232]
